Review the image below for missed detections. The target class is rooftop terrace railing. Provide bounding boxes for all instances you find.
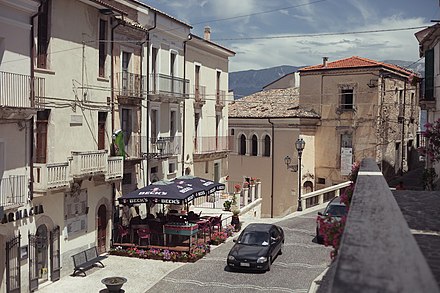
[320,158,439,293]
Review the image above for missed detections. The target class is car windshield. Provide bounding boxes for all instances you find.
[239,231,270,246]
[325,205,347,217]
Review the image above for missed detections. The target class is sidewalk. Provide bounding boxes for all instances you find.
[37,204,327,293]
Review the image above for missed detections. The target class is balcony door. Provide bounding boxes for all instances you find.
[121,108,132,147]
[36,110,50,163]
[97,204,107,254]
[195,65,200,100]
[98,112,107,150]
[122,51,131,95]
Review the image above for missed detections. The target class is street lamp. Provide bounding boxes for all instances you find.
[295,138,306,211]
[284,155,298,172]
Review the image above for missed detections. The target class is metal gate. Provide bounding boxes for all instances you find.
[28,233,39,292]
[6,234,21,293]
[50,226,60,282]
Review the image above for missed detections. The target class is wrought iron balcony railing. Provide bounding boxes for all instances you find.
[115,71,147,98]
[141,135,182,158]
[0,71,45,108]
[194,136,229,154]
[194,85,206,104]
[149,73,189,97]
[0,175,28,208]
[215,90,226,109]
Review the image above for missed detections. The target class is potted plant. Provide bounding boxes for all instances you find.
[234,184,241,193]
[101,276,127,292]
[231,209,241,231]
[223,200,232,211]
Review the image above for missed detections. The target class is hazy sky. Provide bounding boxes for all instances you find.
[144,0,438,72]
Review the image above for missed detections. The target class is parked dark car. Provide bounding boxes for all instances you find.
[227,223,284,271]
[316,196,347,244]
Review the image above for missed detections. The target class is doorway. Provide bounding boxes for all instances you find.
[36,225,48,284]
[98,205,107,254]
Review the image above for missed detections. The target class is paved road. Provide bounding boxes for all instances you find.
[147,209,332,293]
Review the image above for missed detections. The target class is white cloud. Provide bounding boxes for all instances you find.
[228,16,429,71]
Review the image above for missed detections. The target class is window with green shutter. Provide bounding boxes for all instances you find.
[425,48,434,100]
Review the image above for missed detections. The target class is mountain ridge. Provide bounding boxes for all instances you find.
[229,60,424,99]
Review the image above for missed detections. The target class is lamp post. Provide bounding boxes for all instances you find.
[295,138,305,211]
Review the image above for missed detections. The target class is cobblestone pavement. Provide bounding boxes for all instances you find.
[147,208,332,293]
[393,190,440,287]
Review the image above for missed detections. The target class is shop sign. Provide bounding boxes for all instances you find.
[1,205,44,224]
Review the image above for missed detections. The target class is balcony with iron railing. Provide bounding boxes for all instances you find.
[194,136,229,155]
[141,135,182,159]
[215,90,226,111]
[115,71,147,99]
[0,71,45,109]
[149,73,189,97]
[0,175,28,208]
[194,85,206,106]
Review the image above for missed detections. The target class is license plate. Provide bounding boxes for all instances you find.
[240,262,250,267]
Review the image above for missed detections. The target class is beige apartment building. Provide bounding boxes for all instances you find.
[229,56,420,217]
[228,88,320,218]
[185,28,235,184]
[416,24,440,184]
[0,0,234,292]
[300,56,420,186]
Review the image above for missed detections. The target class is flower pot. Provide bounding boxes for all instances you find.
[101,276,127,292]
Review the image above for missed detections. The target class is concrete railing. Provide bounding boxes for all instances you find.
[301,181,351,210]
[106,156,124,181]
[33,162,70,191]
[321,158,439,293]
[70,150,107,177]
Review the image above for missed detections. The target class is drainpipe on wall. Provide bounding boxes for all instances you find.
[145,12,157,185]
[29,2,42,201]
[268,118,275,218]
[110,19,121,133]
[182,34,192,176]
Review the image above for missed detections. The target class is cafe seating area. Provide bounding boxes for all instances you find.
[113,210,229,253]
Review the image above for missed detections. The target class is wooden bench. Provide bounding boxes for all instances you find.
[71,246,106,276]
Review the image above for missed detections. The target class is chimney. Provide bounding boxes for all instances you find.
[323,57,328,67]
[204,26,211,41]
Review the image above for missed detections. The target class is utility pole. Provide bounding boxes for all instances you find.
[400,80,407,176]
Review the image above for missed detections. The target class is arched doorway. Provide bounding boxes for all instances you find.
[97,204,107,254]
[36,224,48,284]
[304,181,314,193]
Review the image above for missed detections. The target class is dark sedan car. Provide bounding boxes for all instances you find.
[316,196,347,244]
[227,223,284,271]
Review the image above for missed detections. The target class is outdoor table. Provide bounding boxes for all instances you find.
[163,222,198,249]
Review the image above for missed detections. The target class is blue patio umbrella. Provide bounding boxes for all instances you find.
[118,180,206,205]
[174,176,225,195]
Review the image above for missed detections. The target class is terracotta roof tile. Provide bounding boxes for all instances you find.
[228,87,319,119]
[299,56,415,76]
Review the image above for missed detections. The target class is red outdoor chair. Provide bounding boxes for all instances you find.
[117,224,129,243]
[137,227,151,246]
[209,214,222,233]
[197,219,211,242]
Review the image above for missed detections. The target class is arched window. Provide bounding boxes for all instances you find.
[263,135,271,157]
[239,134,246,155]
[251,135,258,156]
